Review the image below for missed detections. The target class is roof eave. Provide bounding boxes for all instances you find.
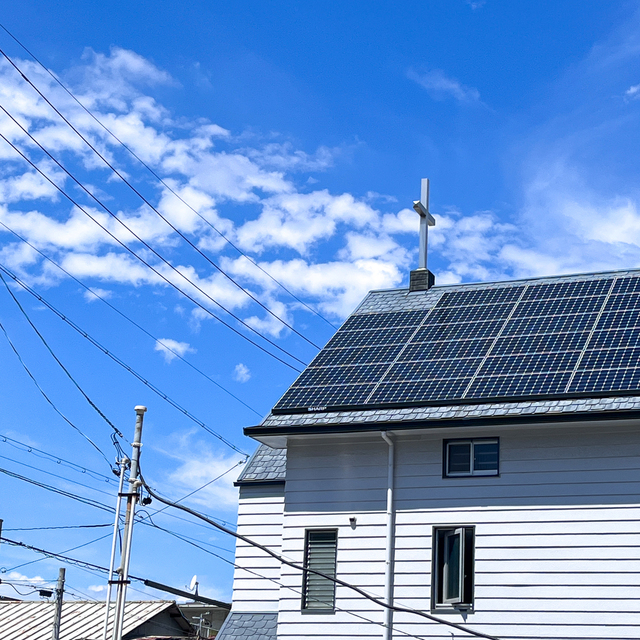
[244,407,640,438]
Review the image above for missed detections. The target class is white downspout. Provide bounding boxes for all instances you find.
[381,431,395,640]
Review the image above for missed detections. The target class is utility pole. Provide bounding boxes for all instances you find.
[101,456,130,640]
[110,405,147,640]
[51,567,65,640]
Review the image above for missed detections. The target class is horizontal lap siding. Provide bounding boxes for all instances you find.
[231,487,284,612]
[276,424,640,640]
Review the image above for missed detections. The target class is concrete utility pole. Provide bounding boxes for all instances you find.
[51,567,65,640]
[110,405,147,640]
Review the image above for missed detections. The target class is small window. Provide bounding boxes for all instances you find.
[432,526,475,609]
[302,529,337,611]
[444,438,499,477]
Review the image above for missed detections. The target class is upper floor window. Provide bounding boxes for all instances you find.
[302,529,337,612]
[444,438,499,477]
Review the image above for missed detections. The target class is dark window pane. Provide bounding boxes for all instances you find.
[448,443,471,474]
[474,441,499,472]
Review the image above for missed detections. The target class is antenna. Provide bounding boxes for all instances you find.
[189,575,199,597]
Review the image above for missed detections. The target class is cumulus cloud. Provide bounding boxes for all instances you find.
[154,338,195,363]
[407,68,481,103]
[233,363,251,383]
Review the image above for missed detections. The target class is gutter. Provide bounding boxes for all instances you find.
[380,431,395,640]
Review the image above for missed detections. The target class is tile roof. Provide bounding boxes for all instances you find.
[216,612,277,640]
[235,444,286,484]
[258,394,640,431]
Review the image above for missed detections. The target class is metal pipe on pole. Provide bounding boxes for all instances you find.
[51,567,65,640]
[101,456,129,640]
[111,405,146,640]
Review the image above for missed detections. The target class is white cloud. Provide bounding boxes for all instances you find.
[83,287,112,302]
[154,338,195,363]
[233,363,251,383]
[154,431,243,509]
[466,0,486,9]
[407,69,481,103]
[0,571,47,600]
[626,83,640,99]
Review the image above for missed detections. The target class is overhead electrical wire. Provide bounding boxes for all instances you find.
[0,272,122,439]
[0,118,305,374]
[0,27,337,331]
[0,316,114,469]
[141,471,500,640]
[3,524,112,532]
[0,263,249,457]
[0,432,114,483]
[0,51,322,351]
[0,467,114,515]
[0,430,238,531]
[0,220,262,418]
[0,454,115,498]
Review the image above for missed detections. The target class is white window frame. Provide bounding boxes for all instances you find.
[444,438,499,477]
[442,528,464,604]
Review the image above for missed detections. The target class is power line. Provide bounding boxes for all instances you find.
[0,219,262,418]
[0,430,237,532]
[0,103,306,373]
[0,454,114,498]
[0,315,113,469]
[140,459,245,520]
[3,524,112,532]
[1,272,122,438]
[0,51,321,351]
[0,263,249,457]
[141,472,500,640]
[0,467,114,515]
[0,25,337,331]
[0,432,114,483]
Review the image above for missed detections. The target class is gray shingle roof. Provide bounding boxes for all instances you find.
[235,444,286,484]
[258,394,640,431]
[216,612,277,640]
[247,268,640,437]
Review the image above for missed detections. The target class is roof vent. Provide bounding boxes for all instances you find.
[409,178,436,292]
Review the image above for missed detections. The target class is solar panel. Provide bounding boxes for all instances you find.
[273,273,640,413]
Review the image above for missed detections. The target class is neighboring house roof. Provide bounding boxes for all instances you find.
[246,268,640,438]
[0,600,191,640]
[215,612,277,640]
[235,444,286,485]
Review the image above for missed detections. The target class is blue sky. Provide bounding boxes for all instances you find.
[1,0,640,604]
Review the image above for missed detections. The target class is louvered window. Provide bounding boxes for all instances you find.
[302,529,337,611]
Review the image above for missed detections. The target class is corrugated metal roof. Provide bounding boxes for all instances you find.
[0,600,186,640]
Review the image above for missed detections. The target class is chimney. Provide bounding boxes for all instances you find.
[409,178,436,292]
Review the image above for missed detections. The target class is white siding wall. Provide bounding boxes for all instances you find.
[276,420,640,640]
[231,483,284,612]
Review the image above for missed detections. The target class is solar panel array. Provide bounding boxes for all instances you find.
[274,275,640,412]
